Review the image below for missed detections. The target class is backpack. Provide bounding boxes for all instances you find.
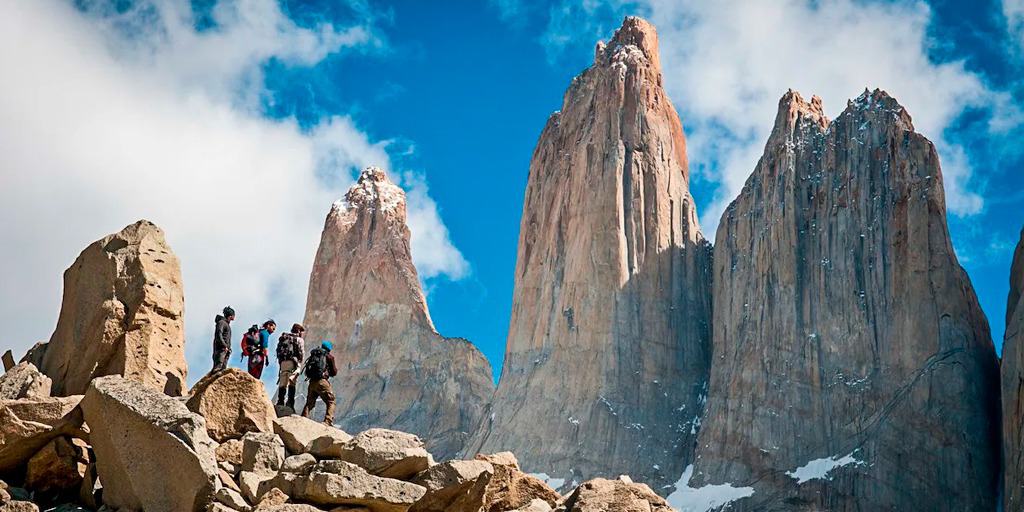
[305,348,328,380]
[241,332,262,357]
[277,333,299,361]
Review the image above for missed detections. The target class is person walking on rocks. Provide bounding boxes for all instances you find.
[211,306,234,373]
[301,340,338,425]
[246,319,275,379]
[275,323,306,409]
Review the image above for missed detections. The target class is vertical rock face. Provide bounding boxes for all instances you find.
[303,167,494,460]
[691,90,1000,510]
[466,17,713,489]
[1004,227,1024,511]
[34,220,187,397]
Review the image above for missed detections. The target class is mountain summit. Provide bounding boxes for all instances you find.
[304,167,494,460]
[692,89,1000,510]
[465,16,714,489]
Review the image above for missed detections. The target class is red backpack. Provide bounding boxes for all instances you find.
[241,329,261,357]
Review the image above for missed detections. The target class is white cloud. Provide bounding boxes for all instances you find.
[537,0,1011,237]
[1006,0,1024,44]
[0,0,467,387]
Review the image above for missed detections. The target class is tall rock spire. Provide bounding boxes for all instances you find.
[303,167,494,460]
[465,17,713,489]
[690,90,1000,510]
[1004,227,1024,511]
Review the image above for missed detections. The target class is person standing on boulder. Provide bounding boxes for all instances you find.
[301,340,338,425]
[247,319,275,379]
[275,323,305,409]
[211,306,234,373]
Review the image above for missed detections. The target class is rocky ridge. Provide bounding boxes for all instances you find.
[0,367,673,512]
[689,89,1001,510]
[303,167,494,460]
[466,16,714,490]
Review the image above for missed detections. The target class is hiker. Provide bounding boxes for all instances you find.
[275,323,306,409]
[245,320,275,379]
[301,341,338,425]
[211,306,234,372]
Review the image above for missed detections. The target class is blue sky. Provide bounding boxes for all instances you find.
[260,0,1024,362]
[1,0,1022,384]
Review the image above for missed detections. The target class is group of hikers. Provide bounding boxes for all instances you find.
[210,306,337,424]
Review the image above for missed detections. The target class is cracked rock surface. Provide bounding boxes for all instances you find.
[691,89,1001,511]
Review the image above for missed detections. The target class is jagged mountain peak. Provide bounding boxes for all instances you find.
[333,166,405,215]
[841,87,915,130]
[594,16,661,70]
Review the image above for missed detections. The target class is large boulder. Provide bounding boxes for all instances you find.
[292,460,426,511]
[81,375,218,511]
[25,436,90,495]
[217,439,245,467]
[411,462,560,512]
[555,478,672,512]
[409,460,493,512]
[36,220,188,397]
[273,415,351,456]
[187,369,276,442]
[337,429,433,480]
[0,363,51,400]
[0,396,84,474]
[241,432,285,476]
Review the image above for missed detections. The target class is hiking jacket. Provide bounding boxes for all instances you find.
[324,352,338,379]
[255,328,272,354]
[213,315,232,353]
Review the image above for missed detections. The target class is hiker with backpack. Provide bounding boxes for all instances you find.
[211,306,235,373]
[275,323,306,409]
[242,320,275,379]
[301,341,338,425]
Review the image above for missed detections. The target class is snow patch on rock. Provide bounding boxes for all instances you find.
[666,465,754,511]
[785,451,864,484]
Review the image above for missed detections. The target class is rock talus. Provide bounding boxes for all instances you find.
[1004,227,1024,511]
[31,220,187,396]
[466,16,713,489]
[303,167,494,460]
[691,90,1000,510]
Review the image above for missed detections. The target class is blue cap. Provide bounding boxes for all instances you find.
[321,341,333,351]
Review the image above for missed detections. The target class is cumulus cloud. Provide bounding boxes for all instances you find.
[0,0,467,386]
[535,0,1013,236]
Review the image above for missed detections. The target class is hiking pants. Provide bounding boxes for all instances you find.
[247,353,266,379]
[301,378,336,425]
[211,349,230,373]
[277,360,298,408]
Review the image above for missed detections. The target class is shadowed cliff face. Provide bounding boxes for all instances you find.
[691,90,1000,511]
[1005,228,1024,511]
[465,17,713,490]
[303,167,494,460]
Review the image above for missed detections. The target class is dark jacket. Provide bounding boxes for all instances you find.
[324,352,338,379]
[213,315,232,353]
